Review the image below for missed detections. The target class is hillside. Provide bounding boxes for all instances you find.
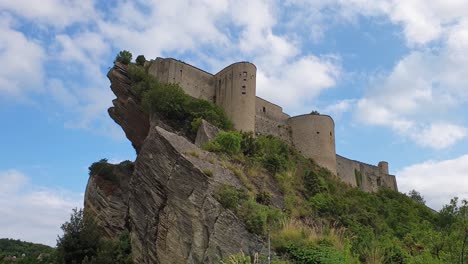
[0,238,54,263]
[80,53,468,264]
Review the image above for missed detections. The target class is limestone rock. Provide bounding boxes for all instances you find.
[195,119,220,147]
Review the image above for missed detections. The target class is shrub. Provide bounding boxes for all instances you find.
[303,170,328,198]
[135,55,146,66]
[127,63,146,83]
[256,191,272,206]
[204,131,242,155]
[115,50,132,65]
[88,159,116,182]
[143,82,188,120]
[217,185,249,209]
[238,200,284,235]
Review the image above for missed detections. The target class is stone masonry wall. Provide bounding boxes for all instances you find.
[255,97,291,143]
[147,58,215,101]
[336,155,398,192]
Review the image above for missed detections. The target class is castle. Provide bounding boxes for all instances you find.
[146,58,398,192]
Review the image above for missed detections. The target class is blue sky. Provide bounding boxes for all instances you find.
[1,0,468,246]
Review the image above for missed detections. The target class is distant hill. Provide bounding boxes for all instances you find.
[0,238,55,263]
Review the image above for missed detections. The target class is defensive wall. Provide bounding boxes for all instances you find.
[336,155,397,191]
[145,57,398,192]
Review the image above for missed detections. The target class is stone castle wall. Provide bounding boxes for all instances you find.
[145,57,397,192]
[147,58,215,100]
[336,155,398,191]
[255,97,292,143]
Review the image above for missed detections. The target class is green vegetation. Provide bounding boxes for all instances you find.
[115,50,132,65]
[206,132,468,263]
[88,158,115,181]
[56,208,132,264]
[135,55,146,66]
[0,239,54,263]
[121,55,233,135]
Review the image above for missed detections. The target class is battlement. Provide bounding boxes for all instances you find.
[145,57,398,192]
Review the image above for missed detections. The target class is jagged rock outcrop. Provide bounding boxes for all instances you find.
[84,163,132,238]
[107,62,149,153]
[84,64,264,263]
[195,119,220,147]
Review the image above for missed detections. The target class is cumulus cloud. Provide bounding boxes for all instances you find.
[398,155,468,210]
[0,0,96,28]
[0,170,82,246]
[0,15,45,97]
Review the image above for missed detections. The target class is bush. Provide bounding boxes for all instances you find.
[204,131,242,155]
[238,200,284,236]
[303,170,328,198]
[217,185,249,209]
[115,50,132,65]
[135,55,146,66]
[256,191,272,206]
[127,63,147,83]
[143,82,188,120]
[88,159,116,182]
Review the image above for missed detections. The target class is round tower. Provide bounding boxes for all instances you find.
[378,161,389,174]
[288,114,337,175]
[214,62,256,132]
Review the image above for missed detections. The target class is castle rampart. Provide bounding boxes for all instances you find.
[145,57,398,192]
[336,155,397,191]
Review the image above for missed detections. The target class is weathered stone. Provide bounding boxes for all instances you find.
[84,164,132,239]
[128,125,262,263]
[195,119,220,147]
[107,63,149,153]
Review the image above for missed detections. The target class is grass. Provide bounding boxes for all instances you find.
[202,169,214,177]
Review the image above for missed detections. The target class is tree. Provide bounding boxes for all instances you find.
[407,189,426,205]
[135,55,146,66]
[115,50,132,65]
[56,208,100,264]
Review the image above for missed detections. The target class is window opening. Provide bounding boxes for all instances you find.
[242,85,246,95]
[262,106,266,113]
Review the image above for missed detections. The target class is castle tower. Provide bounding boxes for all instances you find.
[378,161,389,174]
[214,62,256,132]
[288,114,337,175]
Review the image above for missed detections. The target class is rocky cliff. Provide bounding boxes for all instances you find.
[84,63,263,263]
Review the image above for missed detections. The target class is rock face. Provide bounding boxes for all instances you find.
[84,64,263,263]
[107,62,149,153]
[84,163,132,238]
[195,119,220,147]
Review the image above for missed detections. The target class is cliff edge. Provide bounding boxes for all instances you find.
[84,63,262,263]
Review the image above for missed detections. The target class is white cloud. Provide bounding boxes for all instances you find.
[413,123,467,149]
[257,55,340,114]
[322,99,357,117]
[0,170,82,246]
[398,155,468,210]
[0,15,45,97]
[0,0,96,28]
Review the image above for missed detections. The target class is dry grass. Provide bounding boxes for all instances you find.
[226,163,254,191]
[273,218,347,251]
[184,150,200,158]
